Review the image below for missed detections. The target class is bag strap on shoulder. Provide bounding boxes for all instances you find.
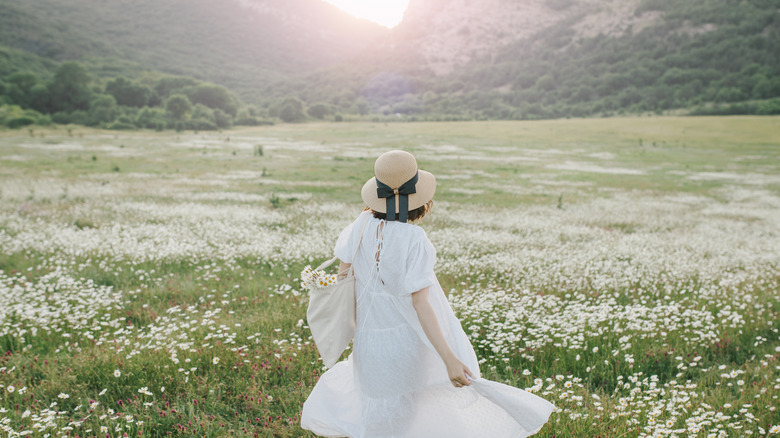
[315,212,370,272]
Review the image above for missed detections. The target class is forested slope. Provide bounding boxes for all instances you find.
[1,0,778,123]
[268,0,780,119]
[0,0,386,102]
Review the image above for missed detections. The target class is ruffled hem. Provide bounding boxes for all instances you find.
[302,357,555,438]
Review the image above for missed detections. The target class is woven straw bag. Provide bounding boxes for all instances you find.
[307,214,369,368]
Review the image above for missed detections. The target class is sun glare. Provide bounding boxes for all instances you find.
[322,0,409,28]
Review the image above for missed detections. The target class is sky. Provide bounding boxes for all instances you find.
[322,0,410,28]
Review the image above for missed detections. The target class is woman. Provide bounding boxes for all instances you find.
[301,150,554,438]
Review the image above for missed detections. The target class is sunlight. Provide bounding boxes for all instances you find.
[322,0,409,28]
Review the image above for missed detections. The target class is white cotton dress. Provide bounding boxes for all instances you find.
[301,211,555,438]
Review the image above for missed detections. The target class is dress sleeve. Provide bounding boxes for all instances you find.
[333,212,366,263]
[404,230,437,295]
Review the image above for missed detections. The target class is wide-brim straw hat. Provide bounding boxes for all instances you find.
[361,150,436,218]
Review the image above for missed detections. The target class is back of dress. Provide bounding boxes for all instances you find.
[333,211,480,435]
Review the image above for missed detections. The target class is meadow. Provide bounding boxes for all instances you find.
[0,116,779,437]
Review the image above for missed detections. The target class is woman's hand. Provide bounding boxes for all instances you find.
[444,355,473,388]
[412,288,475,388]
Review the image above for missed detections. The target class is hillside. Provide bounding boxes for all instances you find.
[1,0,779,121]
[269,0,780,119]
[0,0,388,102]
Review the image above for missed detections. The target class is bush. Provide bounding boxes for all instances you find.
[187,118,217,130]
[7,116,36,129]
[34,114,53,126]
[107,120,137,130]
[276,97,306,123]
[88,94,119,126]
[307,103,331,119]
[186,84,238,116]
[48,62,92,113]
[51,110,90,125]
[105,77,152,107]
[755,99,780,115]
[213,108,232,128]
[165,94,192,121]
[136,107,166,129]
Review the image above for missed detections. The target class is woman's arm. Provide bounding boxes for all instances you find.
[338,261,351,279]
[412,287,473,387]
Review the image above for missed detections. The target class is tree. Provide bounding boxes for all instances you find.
[188,103,217,130]
[165,94,192,121]
[213,109,232,129]
[28,84,52,113]
[186,84,238,116]
[155,76,199,100]
[352,97,370,116]
[88,94,119,125]
[136,107,166,130]
[277,97,306,122]
[106,77,152,107]
[307,103,331,119]
[48,62,92,113]
[6,72,39,107]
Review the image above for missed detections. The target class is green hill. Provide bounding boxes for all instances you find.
[268,0,780,119]
[0,0,387,102]
[1,0,778,123]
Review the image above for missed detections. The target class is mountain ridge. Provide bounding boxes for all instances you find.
[1,0,779,120]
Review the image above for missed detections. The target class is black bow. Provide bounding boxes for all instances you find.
[376,172,418,223]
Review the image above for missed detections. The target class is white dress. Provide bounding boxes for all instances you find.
[301,211,555,438]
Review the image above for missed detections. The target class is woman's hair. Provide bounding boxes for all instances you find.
[366,200,433,223]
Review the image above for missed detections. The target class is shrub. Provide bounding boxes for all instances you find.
[136,107,166,130]
[107,120,137,130]
[213,108,232,129]
[105,77,152,108]
[48,62,92,113]
[88,94,119,126]
[307,103,331,119]
[187,118,217,131]
[34,114,53,126]
[755,99,780,115]
[165,94,192,121]
[276,97,306,123]
[51,110,89,125]
[108,116,137,130]
[7,116,36,129]
[186,84,238,116]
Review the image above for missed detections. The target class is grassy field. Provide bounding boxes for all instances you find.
[0,117,779,437]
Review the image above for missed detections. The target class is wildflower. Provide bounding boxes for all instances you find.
[58,393,69,399]
[213,357,220,365]
[113,369,121,378]
[7,385,14,393]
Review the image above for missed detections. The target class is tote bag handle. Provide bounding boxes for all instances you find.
[316,212,370,274]
[307,212,369,368]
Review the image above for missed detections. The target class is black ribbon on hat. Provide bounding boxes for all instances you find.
[376,171,418,223]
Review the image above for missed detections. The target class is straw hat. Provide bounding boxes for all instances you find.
[361,150,436,222]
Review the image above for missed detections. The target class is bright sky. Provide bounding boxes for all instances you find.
[322,0,410,28]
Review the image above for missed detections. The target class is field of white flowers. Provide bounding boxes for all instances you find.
[0,118,778,437]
